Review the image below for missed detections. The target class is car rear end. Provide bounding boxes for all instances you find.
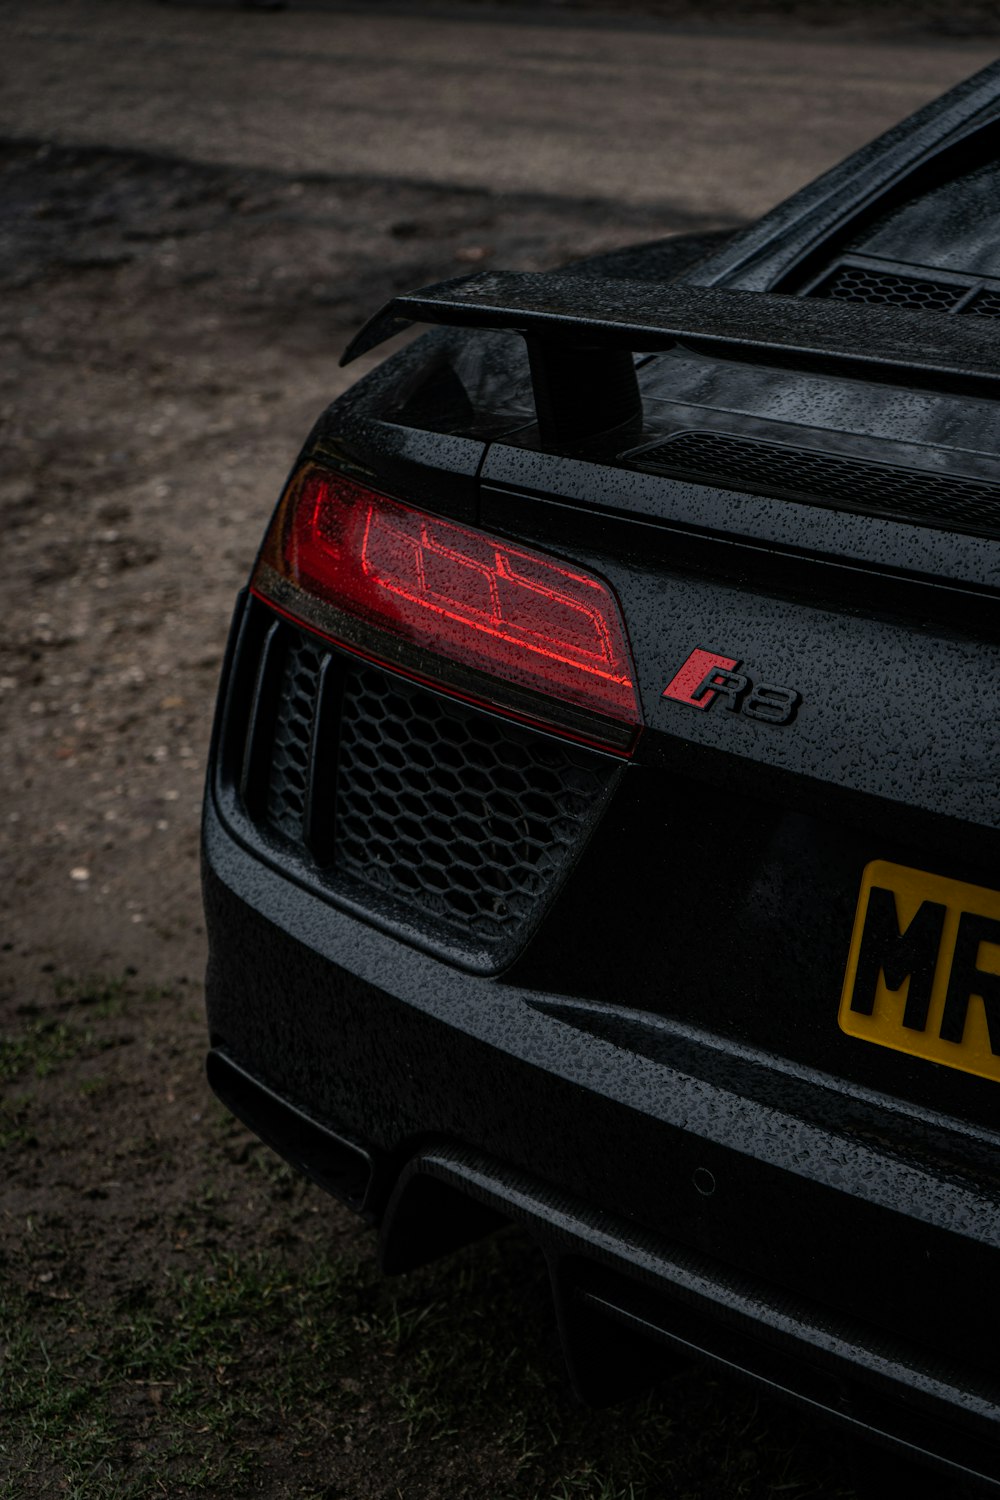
[202,252,1000,1492]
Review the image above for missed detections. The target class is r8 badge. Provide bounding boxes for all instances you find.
[662,647,800,725]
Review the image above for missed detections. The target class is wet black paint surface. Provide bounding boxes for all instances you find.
[202,58,1000,1491]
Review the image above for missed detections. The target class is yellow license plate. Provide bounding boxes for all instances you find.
[840,860,1000,1083]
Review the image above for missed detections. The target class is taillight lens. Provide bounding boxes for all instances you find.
[252,464,641,752]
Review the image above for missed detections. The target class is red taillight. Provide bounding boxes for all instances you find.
[252,464,641,752]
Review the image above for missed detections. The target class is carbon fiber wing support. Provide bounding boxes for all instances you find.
[341,270,1000,446]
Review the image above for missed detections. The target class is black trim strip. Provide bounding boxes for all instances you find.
[239,619,284,819]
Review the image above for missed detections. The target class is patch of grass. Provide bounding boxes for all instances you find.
[0,1017,83,1083]
[0,1092,35,1151]
[0,1222,859,1500]
[0,973,163,1085]
[0,1245,374,1497]
[1,1315,118,1490]
[79,1073,111,1099]
[53,974,133,1019]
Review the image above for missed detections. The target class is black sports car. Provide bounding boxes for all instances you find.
[203,61,1000,1491]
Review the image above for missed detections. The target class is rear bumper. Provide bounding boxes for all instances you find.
[203,792,1000,1490]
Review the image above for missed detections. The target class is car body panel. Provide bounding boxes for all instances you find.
[203,61,1000,1488]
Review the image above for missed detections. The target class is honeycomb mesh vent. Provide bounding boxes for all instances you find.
[811,263,970,312]
[963,287,1000,320]
[265,635,324,840]
[333,664,610,944]
[248,621,616,960]
[631,431,1000,538]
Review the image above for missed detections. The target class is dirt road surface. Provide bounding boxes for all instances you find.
[0,5,996,1496]
[4,1,997,216]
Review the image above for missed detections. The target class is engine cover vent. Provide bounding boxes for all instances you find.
[812,264,970,312]
[630,430,1000,539]
[807,256,1000,319]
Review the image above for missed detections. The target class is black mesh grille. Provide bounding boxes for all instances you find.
[811,264,970,312]
[266,635,323,840]
[631,431,1000,538]
[239,621,616,962]
[963,287,1000,320]
[333,665,610,942]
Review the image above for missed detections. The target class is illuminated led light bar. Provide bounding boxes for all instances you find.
[252,464,642,752]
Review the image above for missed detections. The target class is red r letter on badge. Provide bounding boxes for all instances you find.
[663,648,741,709]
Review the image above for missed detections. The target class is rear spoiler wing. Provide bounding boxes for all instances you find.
[342,270,1000,444]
